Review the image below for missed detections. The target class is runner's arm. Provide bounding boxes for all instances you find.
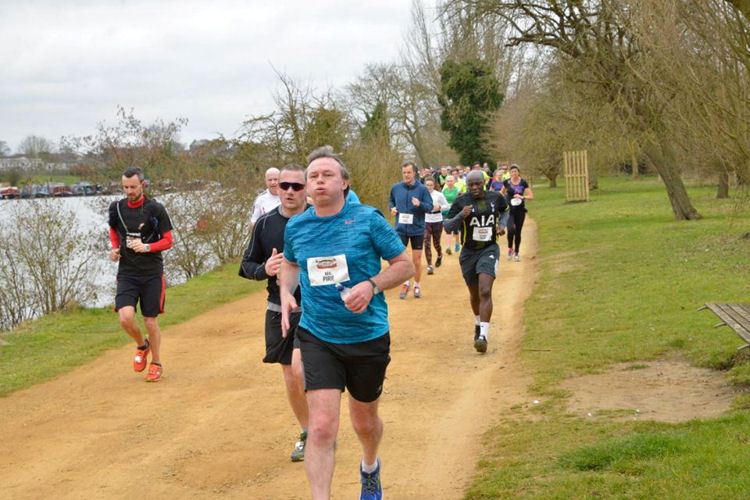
[238,222,268,280]
[249,196,262,226]
[109,227,120,249]
[372,250,414,291]
[127,230,173,253]
[279,257,300,337]
[443,202,465,233]
[438,193,450,212]
[344,250,414,314]
[147,231,173,252]
[419,188,433,213]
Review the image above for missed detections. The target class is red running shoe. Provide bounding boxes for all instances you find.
[145,363,162,382]
[133,340,149,372]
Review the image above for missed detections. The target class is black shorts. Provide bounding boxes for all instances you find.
[398,233,424,250]
[115,274,165,317]
[459,244,499,286]
[297,327,391,403]
[264,310,301,365]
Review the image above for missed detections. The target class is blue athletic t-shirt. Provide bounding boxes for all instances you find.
[284,200,405,344]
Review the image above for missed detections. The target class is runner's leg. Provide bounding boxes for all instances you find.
[305,388,341,500]
[467,283,480,316]
[349,396,383,468]
[507,212,516,254]
[423,225,433,266]
[118,306,144,345]
[433,222,443,260]
[283,349,309,430]
[513,210,526,254]
[143,317,161,364]
[412,248,423,283]
[477,273,495,322]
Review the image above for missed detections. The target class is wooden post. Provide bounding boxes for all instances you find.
[563,150,589,202]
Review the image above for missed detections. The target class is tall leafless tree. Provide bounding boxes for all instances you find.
[452,0,703,219]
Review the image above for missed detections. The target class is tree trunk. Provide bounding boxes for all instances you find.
[630,144,640,180]
[548,174,557,188]
[643,138,702,220]
[716,168,730,199]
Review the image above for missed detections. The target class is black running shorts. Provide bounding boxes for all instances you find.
[459,243,500,286]
[115,274,165,317]
[297,327,391,403]
[264,310,301,365]
[398,233,424,250]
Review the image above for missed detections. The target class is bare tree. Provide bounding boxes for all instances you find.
[18,135,55,157]
[63,106,188,183]
[454,0,703,219]
[240,71,350,166]
[0,200,104,330]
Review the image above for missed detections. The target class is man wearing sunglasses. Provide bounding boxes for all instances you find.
[280,146,414,500]
[239,164,309,462]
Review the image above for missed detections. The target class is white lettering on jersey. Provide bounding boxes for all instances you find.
[468,214,496,227]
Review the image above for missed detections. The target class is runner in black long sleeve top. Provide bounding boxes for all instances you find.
[238,165,309,463]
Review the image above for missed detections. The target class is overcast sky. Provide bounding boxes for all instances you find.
[0,0,433,153]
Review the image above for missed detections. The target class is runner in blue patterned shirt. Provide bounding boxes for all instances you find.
[279,146,414,500]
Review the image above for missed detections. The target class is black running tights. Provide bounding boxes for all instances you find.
[506,209,526,252]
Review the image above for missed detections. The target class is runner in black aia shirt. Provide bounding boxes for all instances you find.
[108,166,173,382]
[445,170,509,354]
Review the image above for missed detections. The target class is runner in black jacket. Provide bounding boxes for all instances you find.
[239,164,309,462]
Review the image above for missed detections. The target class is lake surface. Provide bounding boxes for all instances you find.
[1,196,154,308]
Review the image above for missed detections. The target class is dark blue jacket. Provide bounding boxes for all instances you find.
[388,180,433,236]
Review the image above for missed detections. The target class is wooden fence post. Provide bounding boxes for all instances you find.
[564,150,589,202]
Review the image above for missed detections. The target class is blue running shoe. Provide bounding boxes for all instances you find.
[360,458,382,500]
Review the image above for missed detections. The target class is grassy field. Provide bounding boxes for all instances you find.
[466,175,750,499]
[0,261,262,397]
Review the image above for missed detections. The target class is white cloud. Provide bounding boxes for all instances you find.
[0,0,426,151]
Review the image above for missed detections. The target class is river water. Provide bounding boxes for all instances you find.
[0,196,118,308]
[0,195,195,310]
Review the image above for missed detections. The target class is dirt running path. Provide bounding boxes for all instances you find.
[0,220,538,499]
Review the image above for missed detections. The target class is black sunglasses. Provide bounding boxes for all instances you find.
[279,182,306,192]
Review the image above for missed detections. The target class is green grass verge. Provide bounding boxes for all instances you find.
[0,260,263,397]
[468,412,750,499]
[524,175,750,391]
[467,175,750,499]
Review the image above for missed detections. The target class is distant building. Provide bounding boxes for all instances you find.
[0,156,44,171]
[0,156,75,172]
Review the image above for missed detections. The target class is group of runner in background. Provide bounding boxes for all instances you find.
[415,161,534,266]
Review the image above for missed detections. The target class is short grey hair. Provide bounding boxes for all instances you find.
[466,170,485,184]
[305,145,350,195]
[280,163,305,175]
[123,166,144,182]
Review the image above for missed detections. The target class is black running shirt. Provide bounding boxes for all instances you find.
[109,198,172,276]
[239,207,302,306]
[503,178,530,211]
[445,191,509,250]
